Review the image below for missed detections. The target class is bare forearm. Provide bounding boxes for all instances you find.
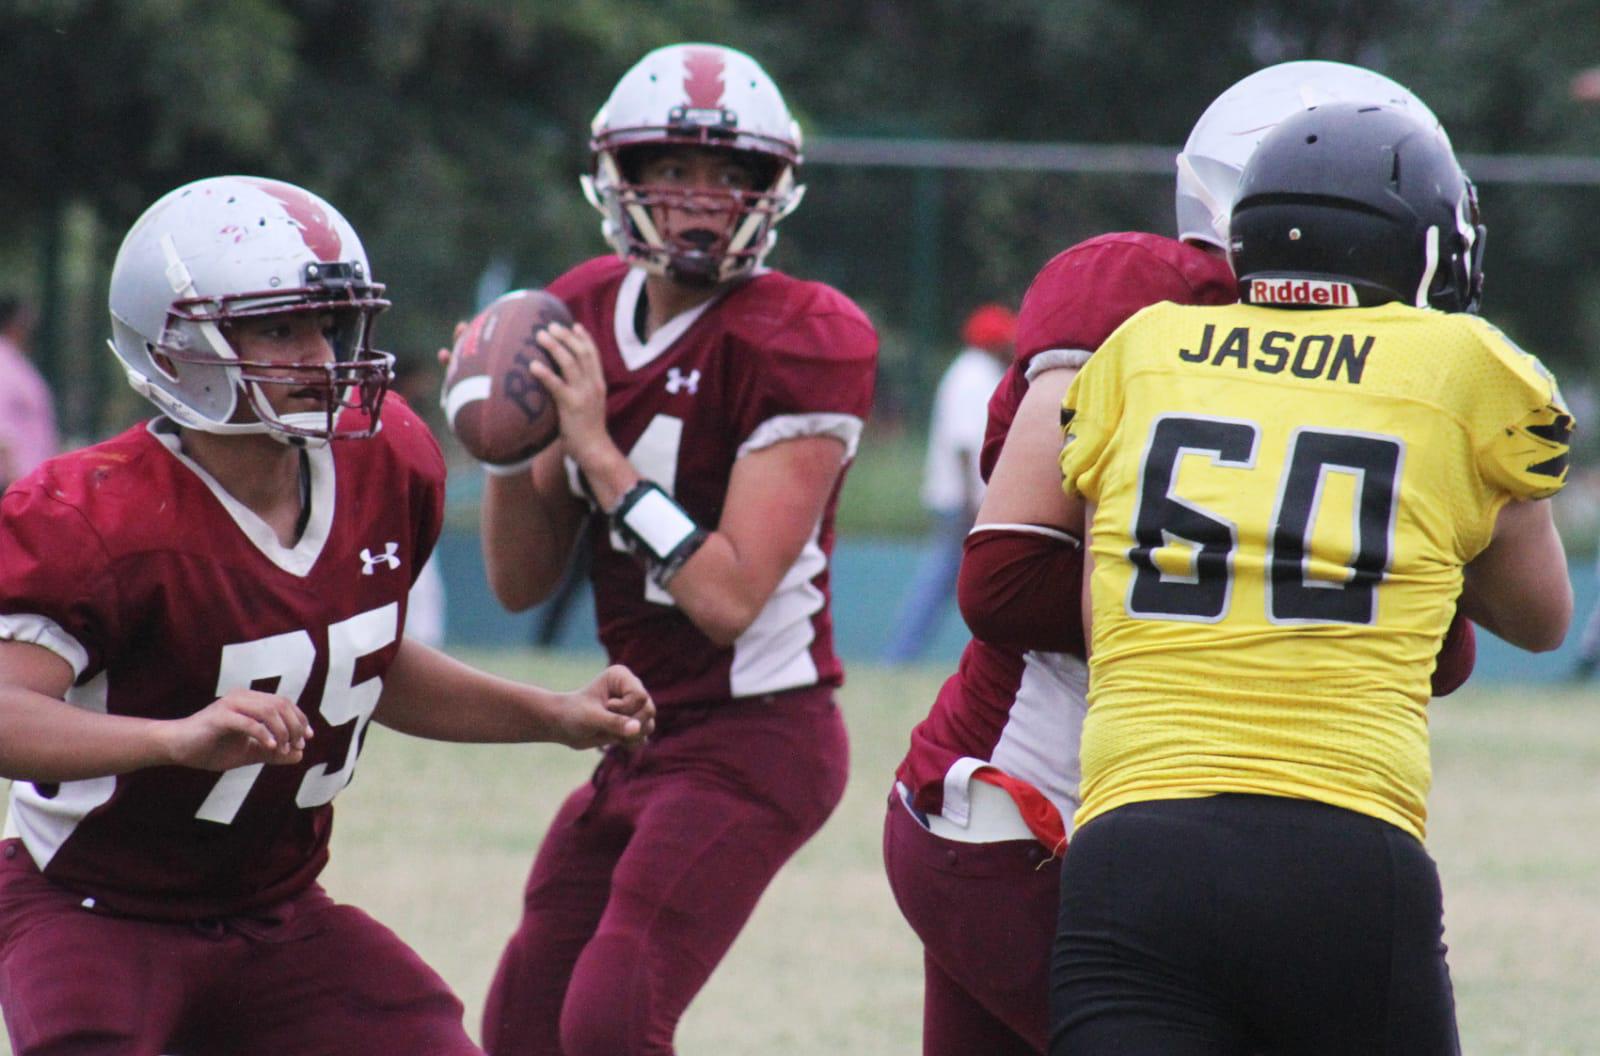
[569,444,640,517]
[374,638,569,743]
[639,440,847,648]
[973,367,1082,531]
[567,439,785,642]
[582,451,766,644]
[1460,573,1571,651]
[481,458,583,611]
[1459,499,1571,652]
[0,690,171,781]
[559,442,765,642]
[656,534,772,647]
[573,431,848,647]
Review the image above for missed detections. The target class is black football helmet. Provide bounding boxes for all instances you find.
[1229,101,1484,313]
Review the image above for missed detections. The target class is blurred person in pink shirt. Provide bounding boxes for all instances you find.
[0,296,59,489]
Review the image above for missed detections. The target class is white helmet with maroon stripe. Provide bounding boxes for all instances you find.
[108,176,392,445]
[1176,60,1444,250]
[581,43,805,285]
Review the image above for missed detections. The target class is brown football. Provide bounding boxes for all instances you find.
[441,289,570,466]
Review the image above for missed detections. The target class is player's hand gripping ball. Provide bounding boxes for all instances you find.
[441,289,570,466]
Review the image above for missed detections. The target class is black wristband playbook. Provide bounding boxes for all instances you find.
[610,480,708,587]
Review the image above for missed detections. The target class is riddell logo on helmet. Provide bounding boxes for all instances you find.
[1248,278,1357,307]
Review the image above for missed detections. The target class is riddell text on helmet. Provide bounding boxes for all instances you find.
[1248,278,1357,306]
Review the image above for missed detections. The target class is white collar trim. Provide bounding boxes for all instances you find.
[147,420,336,577]
[612,267,723,372]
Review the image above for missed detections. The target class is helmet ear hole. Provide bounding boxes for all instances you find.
[147,343,180,383]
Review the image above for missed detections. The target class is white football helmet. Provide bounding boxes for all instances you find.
[581,43,805,285]
[1176,60,1444,249]
[108,175,393,445]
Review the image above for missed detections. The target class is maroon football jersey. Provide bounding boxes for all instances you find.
[898,234,1236,829]
[548,258,877,708]
[981,232,1239,479]
[0,398,445,919]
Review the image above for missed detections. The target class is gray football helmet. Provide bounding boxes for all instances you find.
[108,176,392,444]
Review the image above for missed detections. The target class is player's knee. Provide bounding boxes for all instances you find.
[561,1002,669,1056]
[559,935,675,1056]
[561,1011,633,1056]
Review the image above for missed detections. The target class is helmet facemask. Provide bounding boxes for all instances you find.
[1445,180,1486,313]
[584,143,801,286]
[142,258,393,446]
[581,43,806,285]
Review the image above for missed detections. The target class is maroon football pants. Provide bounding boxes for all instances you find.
[0,841,480,1056]
[882,793,1060,1056]
[482,687,849,1056]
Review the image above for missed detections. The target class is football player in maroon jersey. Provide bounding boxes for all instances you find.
[0,176,653,1056]
[470,43,877,1055]
[884,63,1474,1056]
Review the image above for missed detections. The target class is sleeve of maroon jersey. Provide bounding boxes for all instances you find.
[377,395,448,583]
[980,234,1237,480]
[736,287,878,452]
[958,526,1086,655]
[0,484,115,682]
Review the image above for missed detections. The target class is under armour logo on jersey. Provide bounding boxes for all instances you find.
[360,542,401,575]
[665,367,701,395]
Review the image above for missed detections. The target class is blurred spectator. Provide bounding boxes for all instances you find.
[882,303,1016,664]
[0,295,59,490]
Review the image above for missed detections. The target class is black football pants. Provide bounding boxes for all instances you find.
[1049,793,1460,1055]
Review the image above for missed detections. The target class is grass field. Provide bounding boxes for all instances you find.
[3,653,1597,1053]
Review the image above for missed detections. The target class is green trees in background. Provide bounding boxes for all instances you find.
[4,0,1598,443]
[2,0,670,434]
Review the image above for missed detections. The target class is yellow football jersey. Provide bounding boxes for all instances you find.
[1060,300,1570,839]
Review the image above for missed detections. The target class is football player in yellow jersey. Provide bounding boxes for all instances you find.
[1042,103,1573,1055]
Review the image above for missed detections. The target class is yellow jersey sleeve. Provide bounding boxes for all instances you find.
[1455,317,1571,501]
